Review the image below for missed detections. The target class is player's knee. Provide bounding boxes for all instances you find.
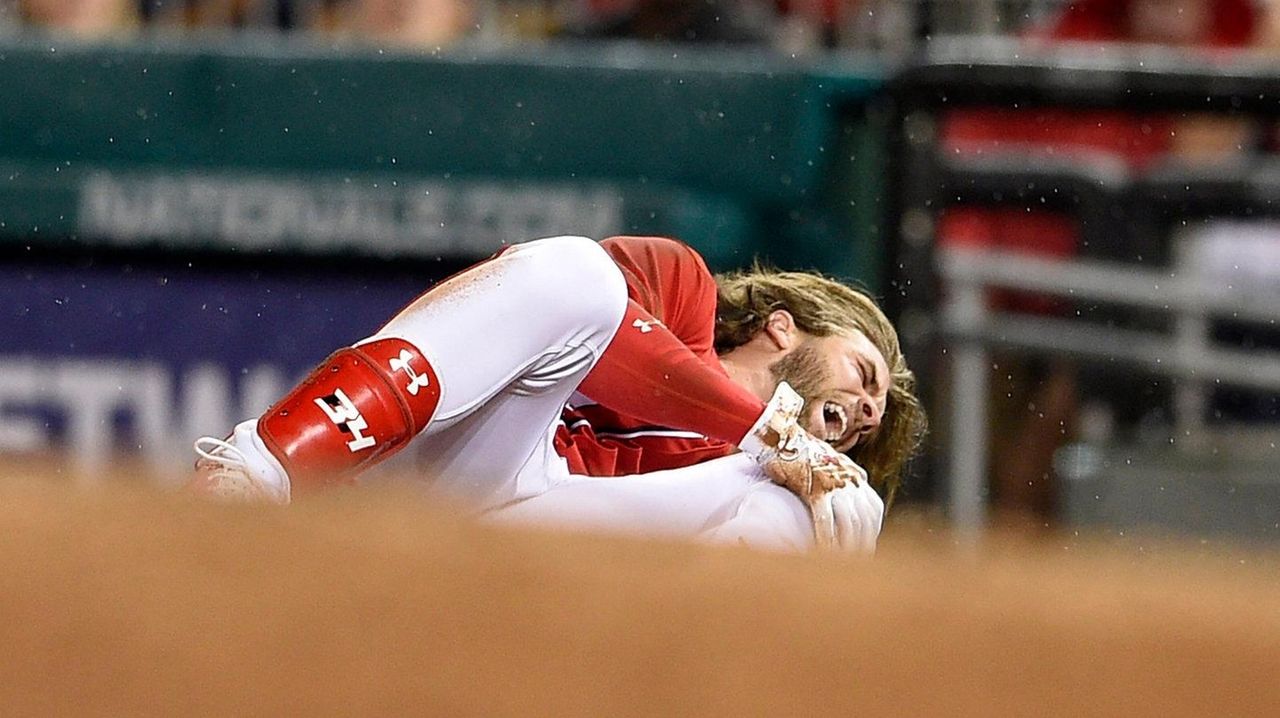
[521,235,616,279]
[516,235,627,328]
[558,235,627,310]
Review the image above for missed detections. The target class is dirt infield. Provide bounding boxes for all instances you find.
[1,479,1278,717]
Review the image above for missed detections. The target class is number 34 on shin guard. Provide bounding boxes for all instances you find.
[258,337,441,489]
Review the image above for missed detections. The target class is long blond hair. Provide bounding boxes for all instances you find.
[715,266,926,506]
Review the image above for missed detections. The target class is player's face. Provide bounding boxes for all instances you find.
[768,330,890,453]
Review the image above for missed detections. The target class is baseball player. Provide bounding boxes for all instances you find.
[191,235,925,552]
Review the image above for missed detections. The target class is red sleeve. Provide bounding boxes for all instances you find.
[598,235,717,360]
[577,236,766,445]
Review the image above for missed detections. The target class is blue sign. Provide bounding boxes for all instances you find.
[0,256,454,481]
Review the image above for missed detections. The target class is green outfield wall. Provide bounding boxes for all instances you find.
[0,36,888,284]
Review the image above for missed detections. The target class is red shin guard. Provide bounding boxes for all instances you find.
[258,337,441,491]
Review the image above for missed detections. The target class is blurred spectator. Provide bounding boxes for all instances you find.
[1036,0,1262,161]
[1035,0,1257,48]
[953,0,1264,170]
[1266,0,1280,48]
[937,0,1268,521]
[0,1,16,30]
[774,0,861,49]
[313,0,473,48]
[565,0,872,51]
[20,0,139,37]
[145,0,283,30]
[568,0,775,44]
[5,0,872,49]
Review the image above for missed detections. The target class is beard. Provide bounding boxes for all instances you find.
[767,343,832,413]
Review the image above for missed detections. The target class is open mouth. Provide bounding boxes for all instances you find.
[821,401,848,444]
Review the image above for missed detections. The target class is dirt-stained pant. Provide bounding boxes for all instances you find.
[222,235,818,550]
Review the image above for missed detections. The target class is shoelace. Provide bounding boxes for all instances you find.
[192,436,282,503]
[193,436,249,476]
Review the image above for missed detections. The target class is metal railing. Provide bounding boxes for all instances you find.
[937,246,1280,536]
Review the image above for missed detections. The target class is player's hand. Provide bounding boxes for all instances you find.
[759,436,862,502]
[739,382,859,502]
[808,461,884,553]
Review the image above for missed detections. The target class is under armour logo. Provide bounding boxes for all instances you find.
[389,349,432,396]
[633,318,665,334]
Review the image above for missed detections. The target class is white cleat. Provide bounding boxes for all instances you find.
[189,437,287,505]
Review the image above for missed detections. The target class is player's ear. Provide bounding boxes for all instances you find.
[763,310,798,351]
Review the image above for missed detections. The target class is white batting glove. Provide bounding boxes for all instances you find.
[739,382,860,503]
[808,461,884,553]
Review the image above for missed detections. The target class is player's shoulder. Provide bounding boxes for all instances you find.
[600,235,710,271]
[600,235,699,256]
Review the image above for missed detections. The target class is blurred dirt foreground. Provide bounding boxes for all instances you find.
[1,478,1278,717]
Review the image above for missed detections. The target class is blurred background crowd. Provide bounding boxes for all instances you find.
[4,0,1279,55]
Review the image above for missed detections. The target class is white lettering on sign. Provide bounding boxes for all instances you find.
[0,359,288,485]
[79,173,624,256]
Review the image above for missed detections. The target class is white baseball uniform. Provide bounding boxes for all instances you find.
[214,235,883,552]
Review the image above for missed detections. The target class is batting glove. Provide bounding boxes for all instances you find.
[808,461,884,553]
[739,381,861,503]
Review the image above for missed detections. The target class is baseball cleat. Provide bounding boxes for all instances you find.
[189,436,284,504]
